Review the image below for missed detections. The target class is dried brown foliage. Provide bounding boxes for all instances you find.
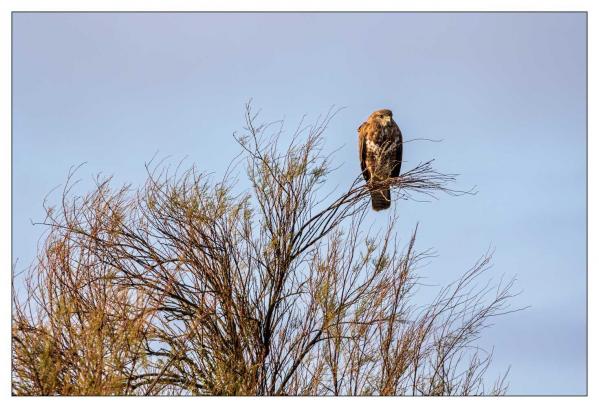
[12,105,517,395]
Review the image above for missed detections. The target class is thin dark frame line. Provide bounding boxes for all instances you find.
[10,11,589,14]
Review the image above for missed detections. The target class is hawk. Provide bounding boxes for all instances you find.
[358,109,403,211]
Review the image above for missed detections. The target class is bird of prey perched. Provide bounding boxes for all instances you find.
[358,109,403,211]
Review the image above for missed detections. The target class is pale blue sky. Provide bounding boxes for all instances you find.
[12,12,586,395]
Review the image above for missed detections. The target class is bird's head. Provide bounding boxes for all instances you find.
[370,109,394,126]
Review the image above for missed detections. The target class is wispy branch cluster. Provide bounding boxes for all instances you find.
[12,105,517,395]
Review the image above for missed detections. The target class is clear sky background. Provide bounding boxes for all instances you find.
[12,12,586,395]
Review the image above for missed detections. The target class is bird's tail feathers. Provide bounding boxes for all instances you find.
[371,188,391,211]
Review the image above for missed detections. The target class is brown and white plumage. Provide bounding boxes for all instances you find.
[358,109,403,211]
